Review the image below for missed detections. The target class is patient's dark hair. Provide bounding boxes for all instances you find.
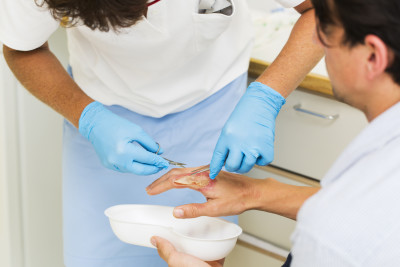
[311,0,400,85]
[36,0,148,32]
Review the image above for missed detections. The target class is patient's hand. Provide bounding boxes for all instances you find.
[146,166,262,218]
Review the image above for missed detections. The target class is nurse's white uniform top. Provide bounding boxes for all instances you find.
[0,0,305,266]
[1,0,303,117]
[291,102,400,266]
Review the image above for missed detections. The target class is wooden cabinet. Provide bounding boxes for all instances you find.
[225,242,285,267]
[273,89,368,180]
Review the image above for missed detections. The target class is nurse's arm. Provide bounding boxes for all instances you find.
[146,168,319,220]
[256,0,324,97]
[3,42,93,128]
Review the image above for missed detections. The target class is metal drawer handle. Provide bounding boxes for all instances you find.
[238,232,289,261]
[293,104,339,120]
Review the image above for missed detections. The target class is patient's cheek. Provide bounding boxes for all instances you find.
[174,172,211,189]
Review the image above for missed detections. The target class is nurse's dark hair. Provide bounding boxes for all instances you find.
[311,0,400,85]
[36,0,148,32]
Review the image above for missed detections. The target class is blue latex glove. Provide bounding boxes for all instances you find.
[79,102,169,175]
[209,82,286,179]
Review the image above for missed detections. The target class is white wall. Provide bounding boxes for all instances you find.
[247,0,280,11]
[0,28,68,267]
[19,27,67,267]
[0,44,24,267]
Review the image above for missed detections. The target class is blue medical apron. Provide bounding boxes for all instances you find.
[62,72,247,267]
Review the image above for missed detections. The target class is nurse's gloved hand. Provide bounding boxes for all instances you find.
[209,82,286,179]
[79,102,169,175]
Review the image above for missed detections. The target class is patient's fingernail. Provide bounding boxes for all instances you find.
[151,237,157,247]
[174,208,184,218]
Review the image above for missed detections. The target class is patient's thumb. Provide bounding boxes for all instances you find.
[173,203,208,219]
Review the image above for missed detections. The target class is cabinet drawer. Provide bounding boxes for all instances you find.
[225,243,284,267]
[239,167,315,250]
[273,89,368,180]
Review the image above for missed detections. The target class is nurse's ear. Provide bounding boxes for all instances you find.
[364,34,393,81]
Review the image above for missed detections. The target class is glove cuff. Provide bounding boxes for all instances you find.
[248,82,286,112]
[79,101,107,140]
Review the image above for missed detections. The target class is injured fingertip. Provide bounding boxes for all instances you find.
[174,177,187,185]
[145,187,154,195]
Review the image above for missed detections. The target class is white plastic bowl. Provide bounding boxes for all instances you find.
[104,204,242,261]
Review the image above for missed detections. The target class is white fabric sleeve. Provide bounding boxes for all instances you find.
[0,0,59,51]
[275,0,306,8]
[291,229,357,267]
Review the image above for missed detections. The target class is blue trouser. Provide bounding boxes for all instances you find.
[62,73,247,266]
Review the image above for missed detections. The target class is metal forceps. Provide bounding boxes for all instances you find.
[155,143,187,168]
[190,165,210,175]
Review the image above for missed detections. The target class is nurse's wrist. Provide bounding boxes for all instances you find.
[78,101,106,140]
[247,82,286,112]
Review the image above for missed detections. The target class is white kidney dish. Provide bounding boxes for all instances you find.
[105,204,242,261]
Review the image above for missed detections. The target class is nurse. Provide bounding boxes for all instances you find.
[0,0,322,266]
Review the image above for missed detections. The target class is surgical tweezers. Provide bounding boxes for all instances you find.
[155,143,187,168]
[190,165,210,175]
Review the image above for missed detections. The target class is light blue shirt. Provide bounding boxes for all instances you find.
[291,102,400,266]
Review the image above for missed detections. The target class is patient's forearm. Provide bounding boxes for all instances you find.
[252,178,320,220]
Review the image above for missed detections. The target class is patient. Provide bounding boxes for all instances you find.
[147,0,400,265]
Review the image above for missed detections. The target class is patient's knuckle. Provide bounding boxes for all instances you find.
[169,169,180,175]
